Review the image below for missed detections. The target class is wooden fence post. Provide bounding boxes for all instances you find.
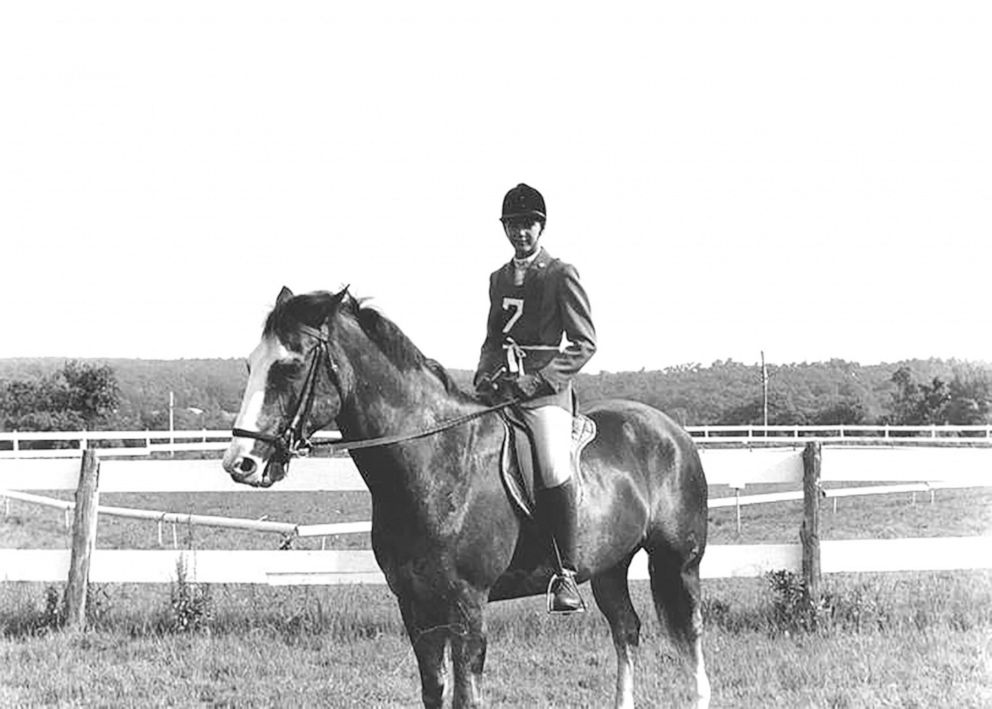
[800,441,822,604]
[65,449,100,628]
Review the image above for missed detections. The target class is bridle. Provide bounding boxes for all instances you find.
[232,323,340,464]
[232,322,517,465]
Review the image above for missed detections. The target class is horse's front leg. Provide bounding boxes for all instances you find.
[399,596,451,709]
[449,591,488,708]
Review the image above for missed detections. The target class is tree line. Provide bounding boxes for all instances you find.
[1,356,990,432]
[573,359,992,427]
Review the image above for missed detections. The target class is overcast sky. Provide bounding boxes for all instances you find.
[1,2,988,373]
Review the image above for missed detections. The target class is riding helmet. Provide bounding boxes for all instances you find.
[501,183,546,222]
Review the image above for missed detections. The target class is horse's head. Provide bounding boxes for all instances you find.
[222,286,347,487]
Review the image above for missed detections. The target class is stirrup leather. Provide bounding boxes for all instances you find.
[546,569,586,614]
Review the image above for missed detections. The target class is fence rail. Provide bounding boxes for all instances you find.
[687,423,992,445]
[3,537,990,585]
[0,487,371,539]
[1,446,989,494]
[0,430,341,459]
[0,425,989,459]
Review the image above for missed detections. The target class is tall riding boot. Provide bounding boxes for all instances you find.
[542,477,585,613]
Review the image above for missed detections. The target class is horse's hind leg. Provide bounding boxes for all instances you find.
[591,555,640,709]
[398,596,450,709]
[648,545,711,709]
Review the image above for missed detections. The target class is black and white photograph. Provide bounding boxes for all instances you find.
[1,3,989,707]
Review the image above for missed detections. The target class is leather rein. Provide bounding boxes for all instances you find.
[232,323,516,462]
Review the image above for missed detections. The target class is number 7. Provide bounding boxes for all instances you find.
[502,297,524,333]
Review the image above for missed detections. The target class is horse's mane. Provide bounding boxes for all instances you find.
[264,291,469,399]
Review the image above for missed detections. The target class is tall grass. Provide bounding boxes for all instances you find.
[9,572,985,642]
[2,572,990,706]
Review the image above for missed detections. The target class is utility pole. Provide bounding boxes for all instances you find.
[761,350,768,428]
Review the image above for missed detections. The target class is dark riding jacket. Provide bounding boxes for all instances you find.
[475,248,596,410]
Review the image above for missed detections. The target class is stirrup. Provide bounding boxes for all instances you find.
[546,570,585,614]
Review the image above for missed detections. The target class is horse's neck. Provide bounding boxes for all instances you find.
[333,344,458,531]
[333,326,466,446]
[329,324,503,542]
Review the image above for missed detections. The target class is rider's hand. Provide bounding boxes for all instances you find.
[476,373,514,405]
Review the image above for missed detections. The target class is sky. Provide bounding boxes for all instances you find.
[1,2,989,373]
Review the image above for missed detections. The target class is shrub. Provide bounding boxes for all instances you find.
[167,559,213,633]
[37,585,66,632]
[766,570,827,634]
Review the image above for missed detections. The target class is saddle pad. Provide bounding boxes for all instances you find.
[499,411,597,519]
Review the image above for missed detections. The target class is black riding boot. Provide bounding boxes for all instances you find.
[541,478,585,613]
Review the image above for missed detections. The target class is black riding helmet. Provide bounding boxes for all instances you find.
[501,183,546,223]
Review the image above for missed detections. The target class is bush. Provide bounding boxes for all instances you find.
[766,570,827,634]
[167,559,213,633]
[38,585,66,632]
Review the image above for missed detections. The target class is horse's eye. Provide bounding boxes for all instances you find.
[272,361,305,380]
[245,362,251,375]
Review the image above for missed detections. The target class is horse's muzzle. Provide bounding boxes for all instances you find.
[224,436,291,487]
[223,451,267,487]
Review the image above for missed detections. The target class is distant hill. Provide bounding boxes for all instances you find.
[0,357,245,430]
[1,356,989,429]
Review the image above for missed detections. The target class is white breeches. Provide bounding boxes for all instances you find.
[515,404,573,488]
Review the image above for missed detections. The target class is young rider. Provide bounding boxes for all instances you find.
[474,183,597,613]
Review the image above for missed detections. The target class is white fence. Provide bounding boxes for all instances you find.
[1,424,990,459]
[688,423,992,445]
[4,537,989,586]
[1,430,990,585]
[0,429,341,459]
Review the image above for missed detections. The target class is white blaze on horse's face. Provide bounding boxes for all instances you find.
[222,334,303,486]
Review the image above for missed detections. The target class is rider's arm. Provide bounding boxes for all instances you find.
[534,263,597,392]
[474,269,506,388]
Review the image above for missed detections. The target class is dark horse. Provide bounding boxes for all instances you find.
[223,287,710,709]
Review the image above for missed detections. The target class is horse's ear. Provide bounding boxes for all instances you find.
[329,285,350,309]
[276,286,294,305]
[317,285,351,325]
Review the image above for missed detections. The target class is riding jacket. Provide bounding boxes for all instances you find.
[474,248,596,411]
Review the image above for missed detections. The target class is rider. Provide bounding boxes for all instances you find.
[474,183,597,613]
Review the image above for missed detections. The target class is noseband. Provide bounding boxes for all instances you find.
[232,323,339,463]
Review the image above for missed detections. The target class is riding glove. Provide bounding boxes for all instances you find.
[475,375,515,405]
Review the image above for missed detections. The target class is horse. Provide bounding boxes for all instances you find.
[222,286,711,709]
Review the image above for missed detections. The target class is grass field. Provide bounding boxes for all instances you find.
[2,476,991,707]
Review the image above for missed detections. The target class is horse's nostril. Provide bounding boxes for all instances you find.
[239,458,256,474]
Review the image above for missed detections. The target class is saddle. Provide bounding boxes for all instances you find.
[499,408,597,519]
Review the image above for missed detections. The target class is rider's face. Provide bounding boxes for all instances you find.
[502,218,544,259]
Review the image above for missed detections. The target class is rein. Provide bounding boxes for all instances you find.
[312,399,518,454]
[233,323,518,460]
